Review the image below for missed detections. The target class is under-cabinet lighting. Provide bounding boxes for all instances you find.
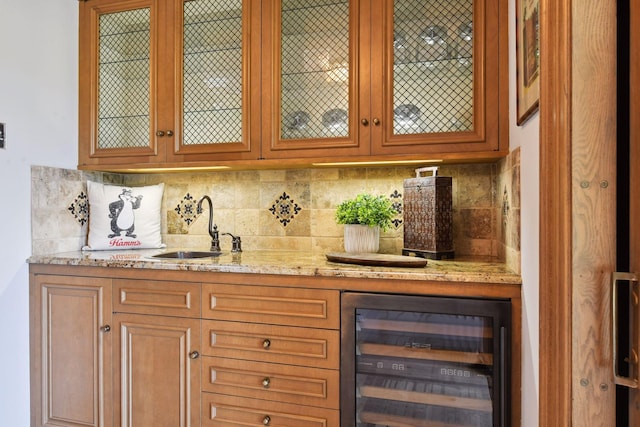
[118,166,231,173]
[311,159,443,167]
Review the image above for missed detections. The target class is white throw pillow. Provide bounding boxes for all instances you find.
[83,181,165,250]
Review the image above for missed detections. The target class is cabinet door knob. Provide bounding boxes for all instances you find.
[372,118,381,126]
[262,339,271,350]
[262,377,271,388]
[166,130,174,136]
[100,325,111,333]
[262,415,271,426]
[189,350,199,359]
[156,130,165,137]
[361,118,369,126]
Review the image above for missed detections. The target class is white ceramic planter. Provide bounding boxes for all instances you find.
[343,224,380,253]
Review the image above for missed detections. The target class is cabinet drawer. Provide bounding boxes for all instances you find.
[113,279,201,318]
[202,393,339,427]
[202,320,339,369]
[202,283,339,329]
[202,356,339,409]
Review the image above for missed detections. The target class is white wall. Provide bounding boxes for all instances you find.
[508,1,540,426]
[0,1,78,425]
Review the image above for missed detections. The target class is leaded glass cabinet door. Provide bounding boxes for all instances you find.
[79,0,260,168]
[372,0,503,156]
[79,0,159,165]
[172,0,260,161]
[261,0,368,159]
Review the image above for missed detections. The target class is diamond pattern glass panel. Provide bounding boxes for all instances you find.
[183,0,243,145]
[280,0,350,140]
[393,0,473,135]
[98,8,150,149]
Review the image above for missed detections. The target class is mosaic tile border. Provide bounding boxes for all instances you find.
[68,192,89,225]
[390,189,403,228]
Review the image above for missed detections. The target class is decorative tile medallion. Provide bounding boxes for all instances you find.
[68,192,89,225]
[174,193,199,225]
[502,187,510,228]
[502,187,510,216]
[269,192,302,227]
[390,189,403,228]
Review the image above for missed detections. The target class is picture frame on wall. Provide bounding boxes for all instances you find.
[516,0,540,125]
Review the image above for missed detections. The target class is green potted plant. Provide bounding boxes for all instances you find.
[335,193,396,253]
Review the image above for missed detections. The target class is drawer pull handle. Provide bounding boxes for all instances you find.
[100,325,111,333]
[262,339,271,350]
[189,351,199,359]
[263,415,271,426]
[262,377,271,388]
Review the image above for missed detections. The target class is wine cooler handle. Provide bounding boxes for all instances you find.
[499,326,506,427]
[612,272,640,388]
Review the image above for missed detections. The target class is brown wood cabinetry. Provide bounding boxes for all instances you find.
[201,282,339,328]
[201,282,341,424]
[29,274,112,427]
[113,313,201,426]
[201,357,340,408]
[30,264,522,427]
[261,0,507,161]
[78,0,507,171]
[111,279,201,427]
[78,0,261,169]
[201,393,340,427]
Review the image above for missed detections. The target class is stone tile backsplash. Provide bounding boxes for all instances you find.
[31,147,520,273]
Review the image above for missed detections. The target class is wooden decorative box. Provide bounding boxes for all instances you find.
[402,167,454,259]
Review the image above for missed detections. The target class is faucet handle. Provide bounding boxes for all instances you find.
[210,225,221,252]
[222,233,242,253]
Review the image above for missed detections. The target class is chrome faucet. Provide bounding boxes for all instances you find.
[197,195,220,252]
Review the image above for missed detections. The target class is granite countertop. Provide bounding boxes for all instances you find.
[28,249,522,285]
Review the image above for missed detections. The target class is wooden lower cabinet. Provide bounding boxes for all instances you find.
[201,283,341,426]
[30,266,521,427]
[202,356,340,409]
[201,320,340,369]
[29,274,112,427]
[201,283,340,329]
[113,313,201,427]
[201,393,340,427]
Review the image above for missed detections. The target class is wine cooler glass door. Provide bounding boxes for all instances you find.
[341,292,510,427]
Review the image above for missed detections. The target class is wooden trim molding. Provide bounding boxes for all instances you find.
[570,0,617,424]
[630,0,640,421]
[538,0,573,425]
[540,0,618,423]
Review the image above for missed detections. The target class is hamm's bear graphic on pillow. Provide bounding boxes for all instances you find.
[84,181,165,251]
[108,188,143,238]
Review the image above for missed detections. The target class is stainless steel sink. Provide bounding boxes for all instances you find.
[151,251,222,259]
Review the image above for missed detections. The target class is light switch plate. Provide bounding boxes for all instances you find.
[0,123,5,149]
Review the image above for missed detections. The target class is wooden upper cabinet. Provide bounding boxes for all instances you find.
[169,0,261,162]
[371,0,505,157]
[261,0,507,160]
[260,0,367,159]
[79,0,507,170]
[79,0,163,167]
[78,0,260,169]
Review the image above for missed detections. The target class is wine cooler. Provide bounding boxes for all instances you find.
[341,292,511,427]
